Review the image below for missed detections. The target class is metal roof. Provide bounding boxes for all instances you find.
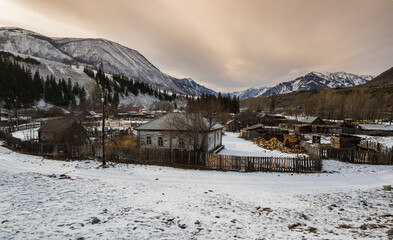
[135,113,224,131]
[359,124,393,131]
[300,116,320,124]
[242,123,264,131]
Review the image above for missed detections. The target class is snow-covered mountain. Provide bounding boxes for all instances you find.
[229,72,374,99]
[229,87,270,99]
[172,78,217,96]
[0,27,215,96]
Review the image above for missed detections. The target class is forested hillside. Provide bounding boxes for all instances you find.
[242,84,393,121]
[0,52,85,109]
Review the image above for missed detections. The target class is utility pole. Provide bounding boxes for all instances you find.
[101,92,106,166]
[15,96,18,129]
[0,99,2,123]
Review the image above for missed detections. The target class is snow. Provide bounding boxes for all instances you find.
[357,135,393,149]
[0,142,392,239]
[12,127,39,141]
[219,132,299,157]
[229,71,374,99]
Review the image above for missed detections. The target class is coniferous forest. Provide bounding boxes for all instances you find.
[0,54,85,109]
[84,66,177,105]
[188,92,240,113]
[0,52,238,112]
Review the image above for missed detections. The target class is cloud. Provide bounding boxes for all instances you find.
[1,0,393,92]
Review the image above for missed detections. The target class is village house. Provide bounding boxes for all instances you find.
[258,114,287,126]
[224,119,241,132]
[294,124,313,134]
[294,116,326,134]
[357,124,393,136]
[300,116,325,125]
[241,123,264,139]
[120,105,147,119]
[38,119,89,145]
[135,113,224,152]
[241,123,289,139]
[122,105,146,114]
[38,119,90,156]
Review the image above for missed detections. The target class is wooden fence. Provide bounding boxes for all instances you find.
[360,140,392,153]
[0,122,41,133]
[205,154,321,172]
[326,148,393,165]
[102,146,321,173]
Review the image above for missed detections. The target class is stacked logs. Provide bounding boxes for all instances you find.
[253,136,304,153]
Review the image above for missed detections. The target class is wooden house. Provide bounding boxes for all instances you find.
[357,124,393,136]
[38,119,89,145]
[259,114,287,126]
[135,113,224,153]
[300,116,325,125]
[330,134,361,149]
[242,123,289,139]
[294,124,313,134]
[241,124,264,139]
[225,119,241,132]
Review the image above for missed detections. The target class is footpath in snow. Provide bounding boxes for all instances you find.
[1,140,393,239]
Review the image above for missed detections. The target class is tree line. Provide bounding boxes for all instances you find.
[0,55,85,109]
[84,67,177,106]
[187,93,240,113]
[242,86,393,121]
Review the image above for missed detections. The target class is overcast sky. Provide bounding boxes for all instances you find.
[1,0,392,92]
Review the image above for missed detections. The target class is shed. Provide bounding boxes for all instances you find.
[330,134,361,149]
[225,119,241,132]
[38,119,89,145]
[294,124,313,134]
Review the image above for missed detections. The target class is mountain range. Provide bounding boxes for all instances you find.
[228,72,374,99]
[0,27,375,103]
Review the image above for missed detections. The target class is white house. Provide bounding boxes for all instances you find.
[135,113,224,152]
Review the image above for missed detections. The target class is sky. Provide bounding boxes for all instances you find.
[0,0,393,92]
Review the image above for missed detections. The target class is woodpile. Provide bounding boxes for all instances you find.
[253,136,304,153]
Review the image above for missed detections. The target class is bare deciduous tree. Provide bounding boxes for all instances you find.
[164,100,225,153]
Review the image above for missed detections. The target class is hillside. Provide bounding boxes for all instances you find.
[0,27,216,96]
[241,67,393,120]
[365,67,393,87]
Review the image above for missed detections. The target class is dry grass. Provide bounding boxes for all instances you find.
[107,136,138,149]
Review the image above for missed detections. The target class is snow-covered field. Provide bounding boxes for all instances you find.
[1,141,392,239]
[219,132,300,157]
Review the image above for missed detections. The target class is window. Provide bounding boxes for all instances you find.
[158,136,164,147]
[178,137,185,148]
[41,132,47,141]
[146,135,152,145]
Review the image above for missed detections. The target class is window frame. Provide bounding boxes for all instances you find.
[157,136,164,147]
[178,137,185,148]
[146,135,152,145]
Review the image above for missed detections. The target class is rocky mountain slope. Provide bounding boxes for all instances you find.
[0,27,215,96]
